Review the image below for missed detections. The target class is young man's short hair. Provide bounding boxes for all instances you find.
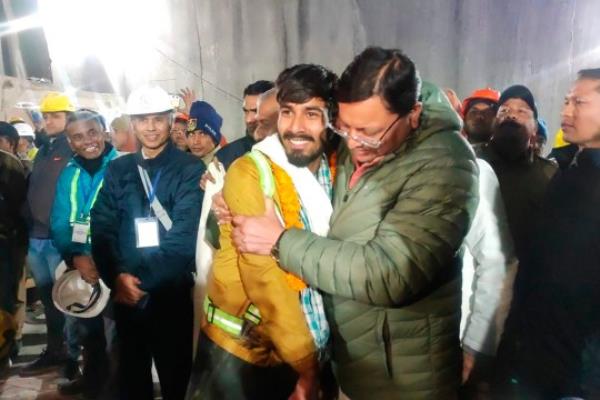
[275,64,338,121]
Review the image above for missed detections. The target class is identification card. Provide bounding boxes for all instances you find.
[72,221,90,244]
[135,217,160,248]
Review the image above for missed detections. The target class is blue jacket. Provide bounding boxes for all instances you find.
[91,142,204,293]
[50,147,118,261]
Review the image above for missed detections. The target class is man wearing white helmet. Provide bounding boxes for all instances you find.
[12,121,36,172]
[91,85,204,400]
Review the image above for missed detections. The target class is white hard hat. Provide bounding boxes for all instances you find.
[13,122,34,138]
[52,270,111,318]
[126,85,174,116]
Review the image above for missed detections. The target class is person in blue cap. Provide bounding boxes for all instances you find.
[186,101,223,166]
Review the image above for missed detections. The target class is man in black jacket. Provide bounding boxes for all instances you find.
[91,85,204,400]
[21,93,75,377]
[496,69,600,399]
[0,128,27,320]
[477,85,557,263]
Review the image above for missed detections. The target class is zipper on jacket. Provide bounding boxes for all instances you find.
[376,310,393,378]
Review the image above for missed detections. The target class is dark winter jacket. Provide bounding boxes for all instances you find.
[278,82,479,399]
[509,148,600,398]
[27,133,73,238]
[91,142,204,294]
[215,135,256,170]
[0,150,27,243]
[476,145,557,262]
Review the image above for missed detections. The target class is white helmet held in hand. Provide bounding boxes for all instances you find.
[52,270,111,318]
[126,85,174,116]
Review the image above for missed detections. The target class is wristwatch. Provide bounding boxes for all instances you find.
[270,230,286,263]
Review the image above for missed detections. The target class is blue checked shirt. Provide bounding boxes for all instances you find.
[298,156,332,351]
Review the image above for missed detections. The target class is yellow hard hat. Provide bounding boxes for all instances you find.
[39,92,75,113]
[553,128,569,148]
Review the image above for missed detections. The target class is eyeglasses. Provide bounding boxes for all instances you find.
[328,115,402,149]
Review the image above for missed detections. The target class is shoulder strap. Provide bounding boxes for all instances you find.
[247,150,275,197]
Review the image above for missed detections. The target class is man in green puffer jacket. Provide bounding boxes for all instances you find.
[231,47,479,399]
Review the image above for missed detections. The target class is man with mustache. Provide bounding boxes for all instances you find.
[461,87,500,149]
[186,64,337,400]
[477,85,557,263]
[230,47,479,399]
[477,86,557,396]
[186,101,223,166]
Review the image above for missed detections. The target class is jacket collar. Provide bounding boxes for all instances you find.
[70,144,118,175]
[480,143,535,166]
[134,141,175,168]
[572,148,600,169]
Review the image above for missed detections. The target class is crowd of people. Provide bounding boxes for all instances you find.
[0,45,599,400]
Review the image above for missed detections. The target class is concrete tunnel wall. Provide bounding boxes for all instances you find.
[46,0,600,150]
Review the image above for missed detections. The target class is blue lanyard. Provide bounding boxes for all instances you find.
[147,169,162,204]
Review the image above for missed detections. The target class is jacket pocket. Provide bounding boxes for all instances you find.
[376,310,393,378]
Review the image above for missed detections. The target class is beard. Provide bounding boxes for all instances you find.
[490,119,531,160]
[465,118,494,144]
[280,131,324,168]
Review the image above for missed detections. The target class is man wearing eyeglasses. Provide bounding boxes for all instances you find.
[230,47,479,399]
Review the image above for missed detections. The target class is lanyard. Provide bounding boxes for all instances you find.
[139,168,162,204]
[137,165,172,230]
[69,169,104,223]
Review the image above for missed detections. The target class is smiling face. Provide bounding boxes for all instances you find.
[131,112,172,157]
[66,119,106,159]
[277,97,327,171]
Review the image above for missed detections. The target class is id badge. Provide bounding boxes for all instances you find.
[72,221,90,244]
[135,217,160,248]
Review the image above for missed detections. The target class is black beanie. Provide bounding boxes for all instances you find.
[498,85,538,119]
[0,121,19,146]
